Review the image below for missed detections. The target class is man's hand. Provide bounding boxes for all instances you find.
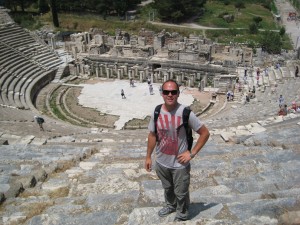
[177,151,192,164]
[145,157,152,172]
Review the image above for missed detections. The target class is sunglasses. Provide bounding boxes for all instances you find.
[162,90,178,95]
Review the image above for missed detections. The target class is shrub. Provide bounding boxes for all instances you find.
[279,27,285,36]
[249,23,258,34]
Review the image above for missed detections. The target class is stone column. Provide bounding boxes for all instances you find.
[100,64,104,77]
[139,71,144,82]
[188,75,195,87]
[176,74,182,84]
[114,63,118,75]
[190,73,196,86]
[128,69,132,79]
[163,72,168,82]
[157,70,162,80]
[124,63,128,75]
[150,72,154,83]
[135,65,139,78]
[203,74,208,87]
[169,69,174,80]
[110,68,114,77]
[130,67,135,78]
[200,79,205,91]
[105,64,108,75]
[76,64,80,76]
[79,64,83,74]
[50,35,56,50]
[117,69,120,79]
[145,67,149,79]
[120,68,124,79]
[87,32,91,44]
[181,72,185,84]
[95,64,99,78]
[106,68,110,78]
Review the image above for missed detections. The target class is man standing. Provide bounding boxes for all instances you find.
[145,79,210,221]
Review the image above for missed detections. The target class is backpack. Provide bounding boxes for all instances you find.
[154,104,194,151]
[37,117,44,123]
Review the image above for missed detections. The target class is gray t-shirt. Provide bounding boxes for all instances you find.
[148,103,203,169]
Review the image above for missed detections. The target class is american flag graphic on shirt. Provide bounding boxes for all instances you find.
[156,113,182,155]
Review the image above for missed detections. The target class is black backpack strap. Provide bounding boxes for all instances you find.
[154,104,162,135]
[182,107,191,130]
[183,107,193,150]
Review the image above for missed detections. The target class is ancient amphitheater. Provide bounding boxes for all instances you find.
[0,5,300,225]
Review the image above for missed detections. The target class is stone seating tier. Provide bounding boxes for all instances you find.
[1,56,28,74]
[0,25,24,36]
[14,65,42,94]
[1,122,299,224]
[3,38,36,49]
[1,31,34,42]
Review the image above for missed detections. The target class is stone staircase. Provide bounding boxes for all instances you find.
[0,122,299,224]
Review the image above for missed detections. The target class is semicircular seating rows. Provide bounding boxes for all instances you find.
[0,22,63,110]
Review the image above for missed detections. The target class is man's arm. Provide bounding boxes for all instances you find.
[145,131,156,172]
[177,125,210,164]
[191,125,210,156]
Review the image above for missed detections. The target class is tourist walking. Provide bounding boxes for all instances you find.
[278,95,284,108]
[295,66,299,77]
[121,89,126,99]
[145,79,210,222]
[130,78,135,87]
[149,84,154,95]
[34,116,45,131]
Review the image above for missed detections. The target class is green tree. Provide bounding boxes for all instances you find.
[260,31,282,54]
[49,0,59,27]
[154,0,206,23]
[234,1,245,11]
[249,23,258,34]
[2,0,36,12]
[38,0,49,13]
[279,27,285,36]
[253,16,262,24]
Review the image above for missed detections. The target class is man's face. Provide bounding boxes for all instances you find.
[162,81,179,108]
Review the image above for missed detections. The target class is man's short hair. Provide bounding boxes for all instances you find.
[162,79,179,91]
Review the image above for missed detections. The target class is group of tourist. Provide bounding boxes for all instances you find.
[226,90,234,101]
[277,94,300,116]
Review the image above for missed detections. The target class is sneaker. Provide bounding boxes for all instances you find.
[158,207,176,217]
[174,217,187,222]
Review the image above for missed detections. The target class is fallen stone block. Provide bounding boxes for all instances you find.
[235,129,252,136]
[0,139,8,145]
[79,162,98,170]
[42,178,69,191]
[0,192,4,204]
[11,175,37,189]
[2,212,27,225]
[33,169,48,182]
[30,138,47,145]
[4,181,24,198]
[19,135,35,145]
[220,132,234,142]
[279,211,300,225]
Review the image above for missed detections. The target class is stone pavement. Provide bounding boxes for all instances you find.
[77,80,195,130]
[1,123,300,225]
[275,0,300,49]
[1,76,300,225]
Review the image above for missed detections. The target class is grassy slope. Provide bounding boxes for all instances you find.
[9,1,293,49]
